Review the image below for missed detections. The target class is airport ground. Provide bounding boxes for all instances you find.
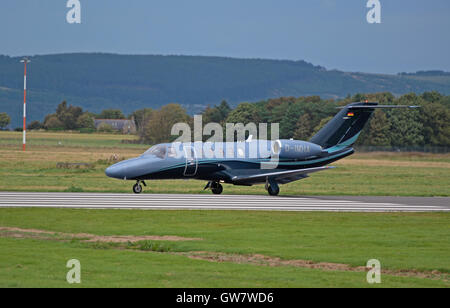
[0,131,449,196]
[0,131,449,287]
[0,208,448,287]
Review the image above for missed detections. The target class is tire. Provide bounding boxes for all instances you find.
[268,185,280,196]
[133,183,143,194]
[212,183,223,195]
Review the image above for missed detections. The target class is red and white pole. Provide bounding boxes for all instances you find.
[21,58,30,151]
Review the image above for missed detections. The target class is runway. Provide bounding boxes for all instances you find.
[0,192,448,212]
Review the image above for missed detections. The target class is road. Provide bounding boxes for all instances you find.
[0,192,448,212]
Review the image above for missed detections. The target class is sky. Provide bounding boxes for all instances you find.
[0,0,449,74]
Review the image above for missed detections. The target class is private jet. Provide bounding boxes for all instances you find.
[105,101,417,196]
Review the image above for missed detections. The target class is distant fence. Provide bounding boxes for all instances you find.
[354,146,449,154]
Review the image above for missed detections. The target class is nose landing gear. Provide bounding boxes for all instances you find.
[132,181,146,194]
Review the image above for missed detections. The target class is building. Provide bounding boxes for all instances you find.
[94,119,137,134]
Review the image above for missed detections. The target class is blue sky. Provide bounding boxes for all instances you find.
[1,0,449,73]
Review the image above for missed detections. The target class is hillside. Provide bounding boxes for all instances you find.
[1,53,450,128]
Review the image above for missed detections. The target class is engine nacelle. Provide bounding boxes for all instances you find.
[272,140,323,160]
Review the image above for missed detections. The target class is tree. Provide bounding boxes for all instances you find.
[365,110,391,146]
[364,92,395,104]
[0,112,11,129]
[217,100,232,121]
[202,100,231,124]
[76,113,95,130]
[353,93,368,102]
[27,121,43,130]
[419,102,450,146]
[304,96,322,103]
[226,103,261,125]
[97,109,126,119]
[42,101,93,131]
[132,108,153,134]
[439,95,450,108]
[51,101,84,130]
[44,116,63,130]
[61,105,83,130]
[265,97,296,111]
[269,101,290,126]
[387,109,424,147]
[421,91,443,103]
[293,113,314,140]
[280,102,303,139]
[141,104,191,144]
[295,98,336,133]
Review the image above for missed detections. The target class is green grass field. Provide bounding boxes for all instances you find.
[0,131,449,287]
[0,131,449,196]
[0,209,448,287]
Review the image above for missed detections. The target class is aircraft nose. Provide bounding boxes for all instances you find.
[105,157,154,180]
[105,164,126,179]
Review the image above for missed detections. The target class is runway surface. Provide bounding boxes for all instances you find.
[0,192,448,212]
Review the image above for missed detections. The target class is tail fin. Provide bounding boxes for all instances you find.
[309,102,418,150]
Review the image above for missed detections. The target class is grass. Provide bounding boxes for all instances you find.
[0,208,448,287]
[4,237,445,288]
[0,131,448,287]
[0,131,449,196]
[0,131,144,149]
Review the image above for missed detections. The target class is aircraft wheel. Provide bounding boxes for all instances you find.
[268,185,280,196]
[133,183,143,194]
[211,183,223,195]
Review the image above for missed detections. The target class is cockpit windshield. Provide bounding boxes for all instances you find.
[143,144,167,159]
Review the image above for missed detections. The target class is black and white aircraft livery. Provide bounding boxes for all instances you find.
[105,101,418,196]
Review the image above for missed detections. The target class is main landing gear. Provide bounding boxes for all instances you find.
[204,181,223,195]
[204,180,280,196]
[267,185,280,196]
[133,180,146,194]
[265,179,280,196]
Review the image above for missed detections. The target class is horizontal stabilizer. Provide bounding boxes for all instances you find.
[339,105,420,109]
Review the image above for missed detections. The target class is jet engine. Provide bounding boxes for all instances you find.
[272,140,324,160]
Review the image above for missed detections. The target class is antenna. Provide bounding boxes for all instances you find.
[20,57,31,151]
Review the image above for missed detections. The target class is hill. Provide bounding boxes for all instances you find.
[1,53,450,128]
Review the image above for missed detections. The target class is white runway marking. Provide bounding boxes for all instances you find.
[0,192,448,212]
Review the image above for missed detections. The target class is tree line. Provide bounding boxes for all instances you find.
[4,91,449,148]
[17,101,128,132]
[135,91,449,147]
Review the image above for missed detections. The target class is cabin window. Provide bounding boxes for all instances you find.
[237,147,245,158]
[144,144,167,159]
[167,146,177,158]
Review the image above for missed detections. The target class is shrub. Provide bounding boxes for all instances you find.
[27,121,43,130]
[97,122,114,133]
[45,116,63,130]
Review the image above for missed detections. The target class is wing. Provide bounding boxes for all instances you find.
[230,166,335,186]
